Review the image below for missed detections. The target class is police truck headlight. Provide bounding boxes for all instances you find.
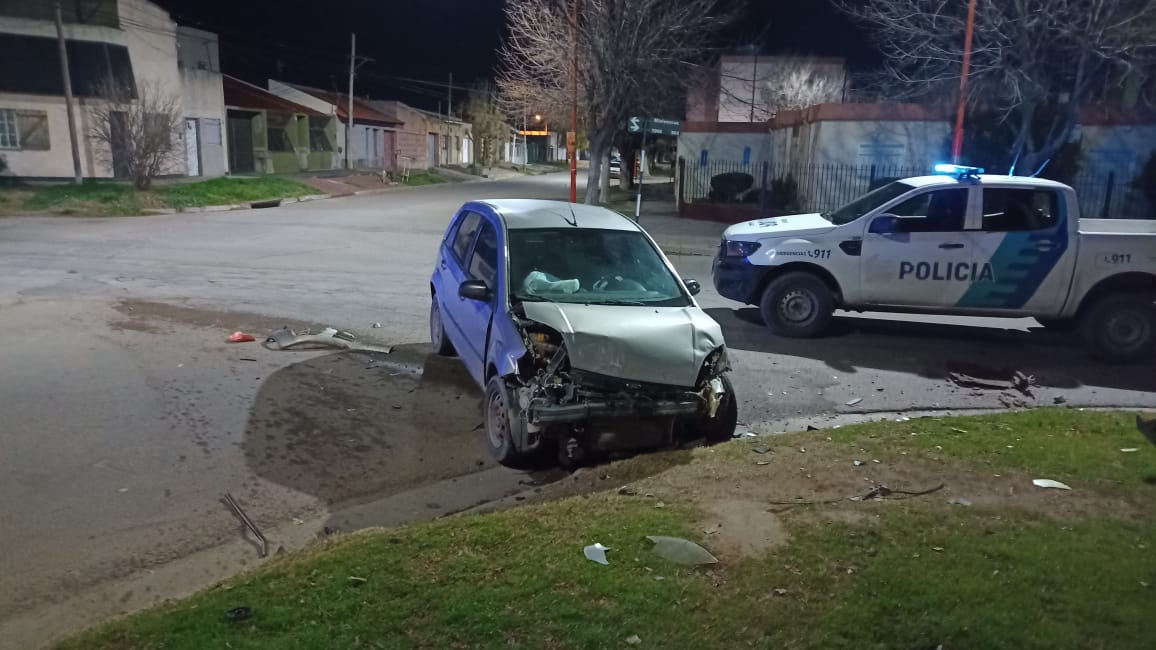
[724,240,761,258]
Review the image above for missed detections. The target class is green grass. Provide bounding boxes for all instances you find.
[153,177,314,209]
[403,170,446,186]
[0,177,315,217]
[58,411,1156,649]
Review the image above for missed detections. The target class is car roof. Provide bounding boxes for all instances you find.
[901,174,1070,189]
[477,199,641,231]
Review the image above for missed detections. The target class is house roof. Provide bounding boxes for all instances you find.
[224,75,323,116]
[290,86,401,126]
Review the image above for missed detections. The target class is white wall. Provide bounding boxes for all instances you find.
[178,26,226,177]
[0,0,187,178]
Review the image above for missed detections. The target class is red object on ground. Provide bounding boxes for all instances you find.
[228,331,256,343]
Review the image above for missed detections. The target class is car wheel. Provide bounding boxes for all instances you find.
[760,272,835,338]
[484,376,526,466]
[1036,317,1076,332]
[1079,293,1156,364]
[695,374,738,444]
[430,297,456,356]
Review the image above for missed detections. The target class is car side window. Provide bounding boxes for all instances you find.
[468,221,499,288]
[887,188,968,233]
[451,212,481,262]
[982,188,1060,232]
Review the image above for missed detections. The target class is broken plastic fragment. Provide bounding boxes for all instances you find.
[846,398,863,406]
[583,543,611,565]
[227,331,256,343]
[646,536,718,566]
[948,497,973,507]
[1120,448,1139,453]
[1032,479,1072,490]
[626,635,642,646]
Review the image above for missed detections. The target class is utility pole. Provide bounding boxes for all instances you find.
[749,48,759,122]
[346,32,356,170]
[569,0,579,203]
[522,109,527,172]
[447,72,453,118]
[55,2,82,184]
[951,0,978,163]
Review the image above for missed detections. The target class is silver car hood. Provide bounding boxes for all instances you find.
[521,302,725,388]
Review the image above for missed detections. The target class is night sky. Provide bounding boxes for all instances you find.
[154,0,876,112]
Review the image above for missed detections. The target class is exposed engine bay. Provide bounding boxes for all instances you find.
[506,307,734,464]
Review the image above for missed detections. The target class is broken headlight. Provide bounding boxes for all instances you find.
[697,345,729,387]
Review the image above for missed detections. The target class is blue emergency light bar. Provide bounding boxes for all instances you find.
[933,163,984,178]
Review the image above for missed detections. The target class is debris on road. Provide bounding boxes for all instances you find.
[806,425,820,431]
[265,326,392,353]
[946,362,1035,396]
[1032,479,1073,490]
[626,634,642,645]
[223,492,269,557]
[948,497,973,507]
[845,398,863,406]
[646,536,718,566]
[583,543,611,565]
[852,460,865,467]
[1120,448,1139,453]
[227,331,256,343]
[752,446,771,455]
[1053,395,1068,405]
[371,322,382,328]
[347,576,368,586]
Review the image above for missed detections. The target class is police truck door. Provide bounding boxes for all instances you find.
[860,187,976,307]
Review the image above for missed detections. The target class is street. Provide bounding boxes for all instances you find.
[1,172,1153,648]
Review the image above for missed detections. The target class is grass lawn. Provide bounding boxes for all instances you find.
[0,177,316,217]
[402,170,446,186]
[58,410,1156,649]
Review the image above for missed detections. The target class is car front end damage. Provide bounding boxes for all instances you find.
[505,305,735,464]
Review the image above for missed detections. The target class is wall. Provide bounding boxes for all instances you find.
[368,100,433,169]
[177,26,226,177]
[0,0,185,178]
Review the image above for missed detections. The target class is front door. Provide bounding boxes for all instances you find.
[861,186,975,308]
[227,114,255,174]
[184,119,200,176]
[451,219,500,379]
[955,186,1075,314]
[427,132,437,168]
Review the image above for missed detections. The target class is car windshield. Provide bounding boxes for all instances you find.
[823,181,915,225]
[508,228,690,307]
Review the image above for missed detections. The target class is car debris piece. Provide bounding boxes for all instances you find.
[1032,479,1072,490]
[626,634,642,646]
[946,363,1035,396]
[348,576,368,586]
[752,446,771,454]
[223,492,269,557]
[1120,448,1139,453]
[583,543,611,565]
[948,497,973,507]
[646,536,718,566]
[852,460,865,467]
[225,606,252,622]
[227,331,256,343]
[845,398,863,406]
[264,326,392,353]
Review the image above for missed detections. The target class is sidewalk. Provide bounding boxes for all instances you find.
[633,210,726,257]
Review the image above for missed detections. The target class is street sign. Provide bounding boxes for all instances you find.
[627,117,681,136]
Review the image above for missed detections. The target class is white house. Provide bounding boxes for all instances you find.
[0,0,227,179]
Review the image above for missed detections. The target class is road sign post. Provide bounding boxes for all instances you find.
[626,117,681,221]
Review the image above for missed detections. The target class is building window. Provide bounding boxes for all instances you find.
[308,116,331,152]
[0,109,18,148]
[16,110,50,150]
[266,112,294,152]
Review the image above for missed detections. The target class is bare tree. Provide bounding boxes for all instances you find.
[841,0,1156,174]
[88,78,182,190]
[499,0,731,204]
[717,56,846,120]
[463,85,513,171]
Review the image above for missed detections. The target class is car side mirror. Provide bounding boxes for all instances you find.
[683,278,702,296]
[869,214,902,234]
[459,279,492,301]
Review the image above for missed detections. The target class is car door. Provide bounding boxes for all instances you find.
[437,210,482,358]
[954,186,1075,314]
[860,186,976,307]
[450,218,501,383]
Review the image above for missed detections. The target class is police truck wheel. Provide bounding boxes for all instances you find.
[1079,293,1156,364]
[760,272,834,338]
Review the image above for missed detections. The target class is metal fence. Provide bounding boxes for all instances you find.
[678,158,1155,219]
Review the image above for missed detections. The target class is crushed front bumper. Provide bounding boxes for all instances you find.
[528,395,702,424]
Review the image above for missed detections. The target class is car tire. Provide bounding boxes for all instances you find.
[430,297,456,357]
[759,272,835,338]
[484,376,527,466]
[1079,293,1156,364]
[1036,317,1076,332]
[696,374,739,444]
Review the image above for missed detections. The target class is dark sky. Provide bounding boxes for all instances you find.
[155,0,875,112]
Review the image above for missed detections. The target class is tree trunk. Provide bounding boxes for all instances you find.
[584,126,614,204]
[599,150,611,198]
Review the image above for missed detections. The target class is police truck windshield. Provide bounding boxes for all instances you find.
[822,181,915,225]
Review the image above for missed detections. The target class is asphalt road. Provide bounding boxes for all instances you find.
[1,172,1153,646]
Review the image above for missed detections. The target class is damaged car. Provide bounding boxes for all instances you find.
[430,199,737,467]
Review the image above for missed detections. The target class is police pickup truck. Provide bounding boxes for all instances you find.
[712,165,1156,363]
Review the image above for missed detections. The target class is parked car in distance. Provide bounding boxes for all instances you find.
[609,154,621,179]
[430,199,737,467]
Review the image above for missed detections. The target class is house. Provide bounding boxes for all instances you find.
[413,108,473,167]
[267,81,401,170]
[0,0,227,179]
[222,75,338,174]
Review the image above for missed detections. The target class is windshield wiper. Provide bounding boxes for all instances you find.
[583,299,649,306]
